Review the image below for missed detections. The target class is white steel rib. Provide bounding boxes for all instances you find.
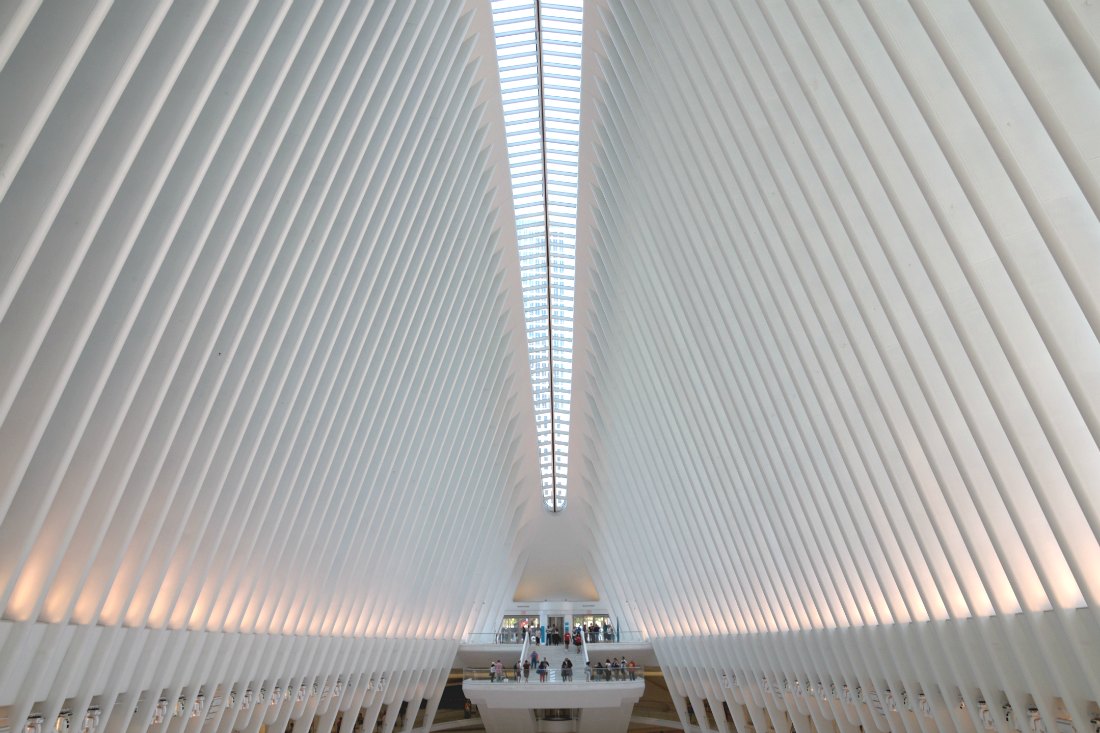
[0,2,539,731]
[0,2,1098,733]
[570,1,1100,731]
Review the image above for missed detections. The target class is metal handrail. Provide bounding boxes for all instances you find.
[463,665,644,684]
[519,631,530,665]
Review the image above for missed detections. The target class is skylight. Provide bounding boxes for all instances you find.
[490,0,582,512]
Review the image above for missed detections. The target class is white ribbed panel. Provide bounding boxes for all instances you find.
[570,1,1100,732]
[0,0,536,730]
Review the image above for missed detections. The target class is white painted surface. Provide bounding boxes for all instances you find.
[1,2,1099,733]
[570,1,1100,732]
[0,1,541,731]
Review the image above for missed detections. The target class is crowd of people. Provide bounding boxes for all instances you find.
[483,619,636,684]
[508,620,618,646]
[485,651,567,682]
[540,621,616,645]
[585,621,615,642]
[484,652,637,683]
[589,656,637,681]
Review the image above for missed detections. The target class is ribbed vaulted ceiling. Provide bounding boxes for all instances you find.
[571,0,1100,731]
[2,2,1100,733]
[0,1,539,730]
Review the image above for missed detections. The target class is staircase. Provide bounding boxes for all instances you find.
[462,637,647,733]
[520,640,585,681]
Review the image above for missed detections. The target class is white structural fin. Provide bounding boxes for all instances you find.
[0,0,539,729]
[1,1,1100,733]
[570,0,1100,730]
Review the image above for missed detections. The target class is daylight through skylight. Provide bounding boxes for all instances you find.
[490,0,582,512]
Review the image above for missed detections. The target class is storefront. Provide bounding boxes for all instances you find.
[572,614,614,642]
[498,614,540,643]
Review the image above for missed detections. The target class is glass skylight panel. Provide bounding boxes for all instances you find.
[491,0,582,512]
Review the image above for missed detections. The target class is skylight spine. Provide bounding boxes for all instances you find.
[491,0,582,512]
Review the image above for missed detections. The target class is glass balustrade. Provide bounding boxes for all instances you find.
[463,665,645,684]
[462,628,649,644]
